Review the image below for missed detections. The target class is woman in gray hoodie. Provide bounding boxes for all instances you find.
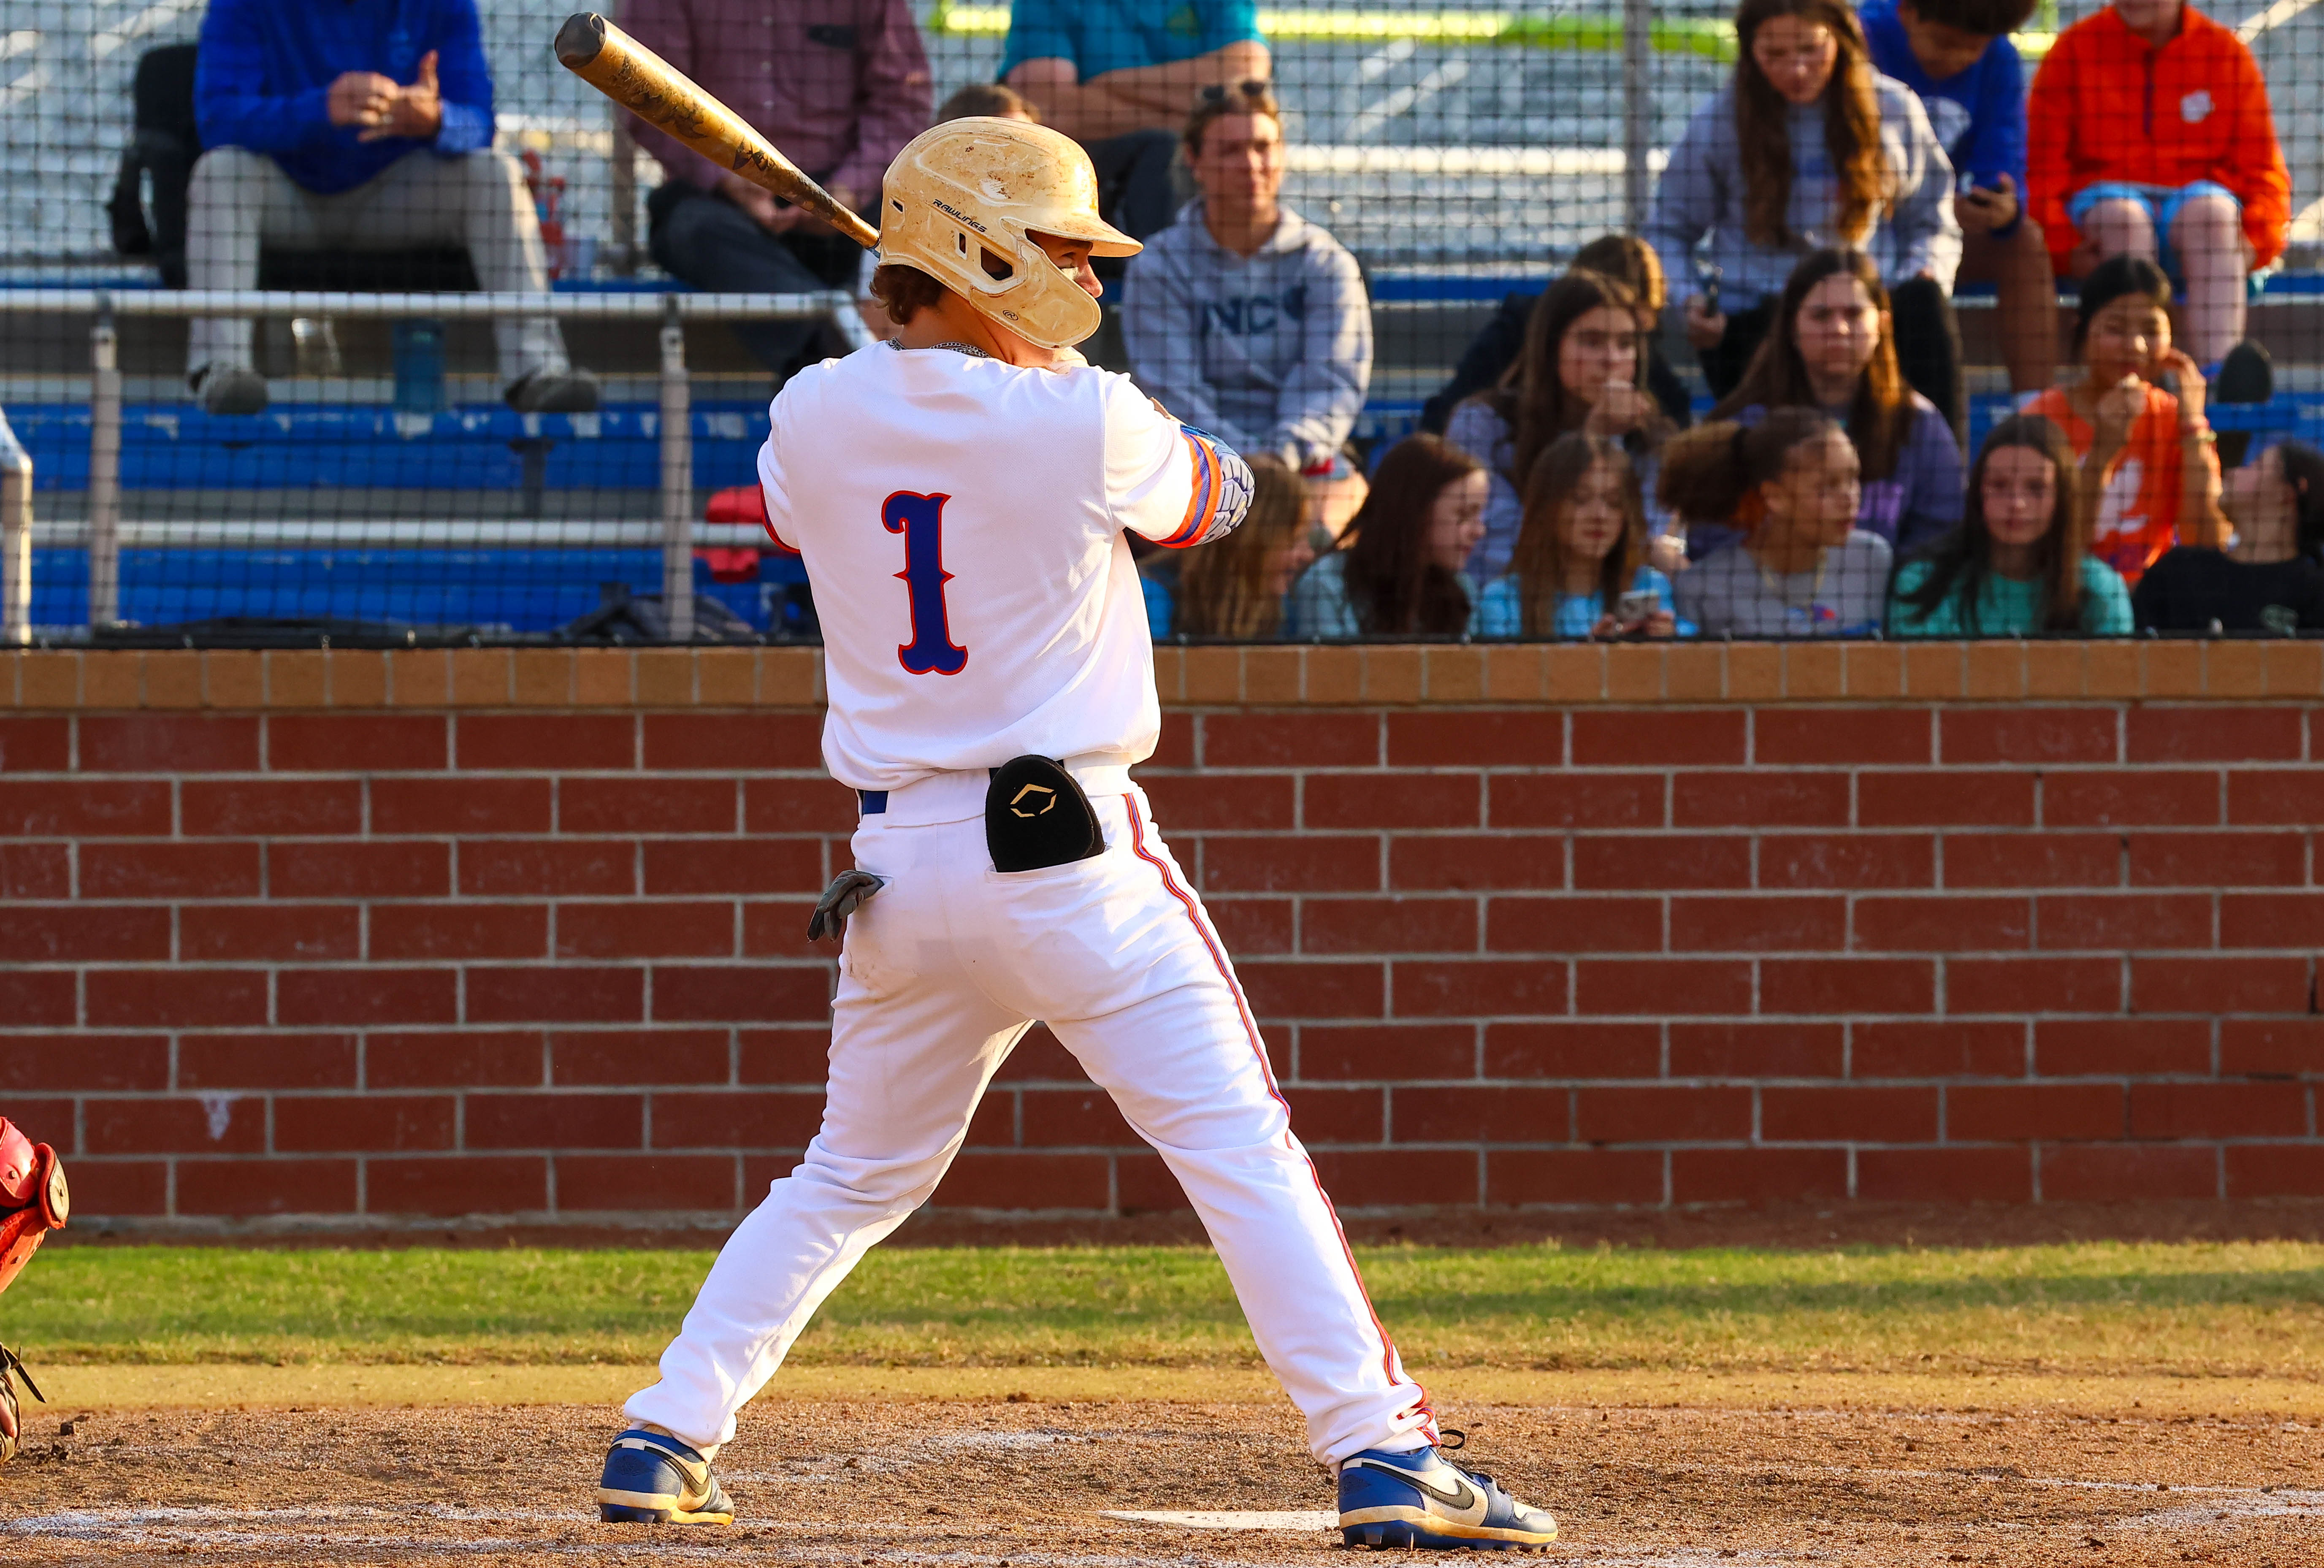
[1648,0,1965,437]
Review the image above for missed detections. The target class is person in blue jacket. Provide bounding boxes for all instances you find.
[185,0,597,417]
[1860,0,2054,395]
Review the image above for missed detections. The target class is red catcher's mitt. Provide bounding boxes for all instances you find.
[0,1117,68,1298]
[0,1116,68,1464]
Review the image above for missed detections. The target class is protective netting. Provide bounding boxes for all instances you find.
[0,0,2319,646]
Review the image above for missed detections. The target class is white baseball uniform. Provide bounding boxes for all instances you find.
[620,341,1436,1468]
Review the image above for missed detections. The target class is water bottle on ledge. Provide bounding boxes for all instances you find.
[391,320,447,415]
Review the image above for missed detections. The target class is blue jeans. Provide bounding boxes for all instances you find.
[2067,180,2240,281]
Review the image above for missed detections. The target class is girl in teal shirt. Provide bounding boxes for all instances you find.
[1889,413,2134,636]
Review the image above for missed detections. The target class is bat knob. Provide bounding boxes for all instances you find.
[554,13,609,69]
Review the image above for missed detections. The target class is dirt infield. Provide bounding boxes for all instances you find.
[3,1386,2318,1566]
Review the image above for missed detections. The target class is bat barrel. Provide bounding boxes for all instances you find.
[553,10,881,252]
[554,13,608,69]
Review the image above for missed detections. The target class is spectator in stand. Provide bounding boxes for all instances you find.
[1420,234,1694,436]
[2026,0,2286,388]
[1000,0,1271,245]
[1475,434,1685,639]
[624,0,931,382]
[1649,0,1965,437]
[1707,248,1963,559]
[184,0,596,417]
[2134,439,2324,631]
[1123,82,1372,534]
[1860,0,2056,397]
[1144,458,1313,638]
[939,82,1039,123]
[1662,407,1893,635]
[1888,414,2133,634]
[1289,435,1489,637]
[1443,269,1677,585]
[2023,255,2226,583]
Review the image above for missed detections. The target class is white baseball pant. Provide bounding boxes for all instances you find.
[184,146,571,383]
[623,777,1436,1467]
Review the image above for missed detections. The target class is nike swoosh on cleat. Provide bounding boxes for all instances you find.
[1347,1458,1484,1518]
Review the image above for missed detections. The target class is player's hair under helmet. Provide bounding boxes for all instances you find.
[876,117,1141,350]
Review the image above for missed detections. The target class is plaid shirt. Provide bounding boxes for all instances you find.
[618,0,932,204]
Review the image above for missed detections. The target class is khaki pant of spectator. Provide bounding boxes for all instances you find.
[185,146,570,383]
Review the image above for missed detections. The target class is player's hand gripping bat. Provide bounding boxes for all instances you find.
[554,12,879,250]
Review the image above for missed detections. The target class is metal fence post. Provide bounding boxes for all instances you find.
[88,292,123,631]
[0,410,30,646]
[1622,0,1653,234]
[608,111,639,276]
[659,295,696,643]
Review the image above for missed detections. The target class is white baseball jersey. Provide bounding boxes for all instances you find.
[758,344,1250,793]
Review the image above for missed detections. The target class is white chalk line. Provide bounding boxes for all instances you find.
[8,1475,2316,1557]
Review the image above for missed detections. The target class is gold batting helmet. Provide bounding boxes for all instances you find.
[876,117,1141,350]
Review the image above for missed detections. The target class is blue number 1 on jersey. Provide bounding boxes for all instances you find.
[880,491,969,676]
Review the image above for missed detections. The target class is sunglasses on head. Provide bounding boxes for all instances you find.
[1197,79,1276,106]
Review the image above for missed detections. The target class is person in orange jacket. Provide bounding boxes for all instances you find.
[2026,0,2288,384]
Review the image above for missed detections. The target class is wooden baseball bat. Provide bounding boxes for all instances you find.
[553,12,880,250]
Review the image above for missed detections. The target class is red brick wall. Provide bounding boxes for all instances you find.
[3,645,2321,1224]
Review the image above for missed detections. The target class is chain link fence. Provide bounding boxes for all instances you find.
[1,1,2320,645]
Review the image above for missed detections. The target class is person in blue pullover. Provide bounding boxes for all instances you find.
[1859,0,2054,396]
[185,0,596,416]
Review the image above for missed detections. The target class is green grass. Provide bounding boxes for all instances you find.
[7,1241,2321,1378]
[924,5,2067,61]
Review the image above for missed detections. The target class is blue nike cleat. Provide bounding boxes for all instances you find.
[1338,1441,1558,1550]
[595,1427,735,1525]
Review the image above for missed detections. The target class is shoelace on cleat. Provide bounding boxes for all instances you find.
[1427,1430,1506,1495]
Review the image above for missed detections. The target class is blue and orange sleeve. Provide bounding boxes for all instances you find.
[1155,426,1254,550]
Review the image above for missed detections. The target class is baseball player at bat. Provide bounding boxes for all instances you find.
[593,118,1557,1551]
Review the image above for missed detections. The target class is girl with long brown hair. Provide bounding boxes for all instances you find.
[1144,458,1316,639]
[1709,247,1963,556]
[1442,268,1674,582]
[1289,435,1488,636]
[1476,433,1684,639]
[1662,407,1893,636]
[1647,0,1964,431]
[1418,233,1696,439]
[1889,414,2132,634]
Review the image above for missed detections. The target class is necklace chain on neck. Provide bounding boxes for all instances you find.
[1753,548,1829,608]
[888,339,990,359]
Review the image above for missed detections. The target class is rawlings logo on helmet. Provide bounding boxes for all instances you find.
[875,117,1143,351]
